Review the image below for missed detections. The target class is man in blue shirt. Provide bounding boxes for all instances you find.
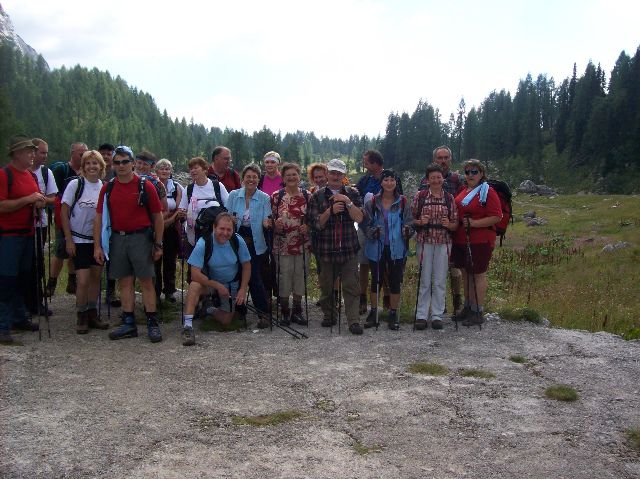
[182,212,251,346]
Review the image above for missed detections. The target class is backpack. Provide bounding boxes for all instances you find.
[186,175,224,207]
[484,179,513,246]
[66,177,86,217]
[194,203,229,245]
[274,188,310,217]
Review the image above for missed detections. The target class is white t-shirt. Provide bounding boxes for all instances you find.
[35,165,58,226]
[61,178,102,244]
[165,178,181,211]
[183,179,229,245]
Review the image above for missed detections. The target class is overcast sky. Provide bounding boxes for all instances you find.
[4,0,639,139]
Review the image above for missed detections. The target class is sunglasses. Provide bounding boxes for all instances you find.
[464,169,480,176]
[113,159,132,166]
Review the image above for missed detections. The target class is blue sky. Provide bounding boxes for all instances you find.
[4,0,639,139]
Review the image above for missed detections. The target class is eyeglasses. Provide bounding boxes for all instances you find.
[464,169,480,176]
[113,159,132,166]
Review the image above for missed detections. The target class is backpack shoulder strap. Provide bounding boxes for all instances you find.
[213,179,223,207]
[186,182,194,203]
[41,165,49,189]
[275,188,286,216]
[70,177,86,217]
[3,166,13,195]
[257,173,265,190]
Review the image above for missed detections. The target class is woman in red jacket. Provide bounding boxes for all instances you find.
[451,160,502,327]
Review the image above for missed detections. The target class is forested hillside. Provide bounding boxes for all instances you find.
[380,48,640,193]
[0,43,376,169]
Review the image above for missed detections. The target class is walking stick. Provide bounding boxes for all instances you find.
[464,214,481,330]
[301,217,309,327]
[375,232,381,330]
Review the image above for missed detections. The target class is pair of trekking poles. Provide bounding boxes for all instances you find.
[32,206,51,340]
[412,213,482,331]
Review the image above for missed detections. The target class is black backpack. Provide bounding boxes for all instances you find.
[104,176,153,223]
[485,179,513,246]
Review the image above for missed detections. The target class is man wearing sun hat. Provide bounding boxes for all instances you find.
[0,135,47,343]
[307,158,366,335]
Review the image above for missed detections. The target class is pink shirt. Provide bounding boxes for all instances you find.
[260,174,283,197]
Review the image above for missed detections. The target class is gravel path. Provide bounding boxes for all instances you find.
[2,293,640,478]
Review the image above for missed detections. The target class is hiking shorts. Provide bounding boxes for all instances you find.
[54,228,69,259]
[108,231,155,279]
[207,282,239,313]
[72,243,99,270]
[451,242,493,274]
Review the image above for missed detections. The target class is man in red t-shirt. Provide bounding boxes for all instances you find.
[93,145,164,343]
[0,135,47,343]
[207,146,241,192]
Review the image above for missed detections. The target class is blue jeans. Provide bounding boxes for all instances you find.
[0,236,34,332]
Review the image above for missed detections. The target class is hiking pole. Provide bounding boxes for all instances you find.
[413,240,426,332]
[46,209,52,298]
[266,215,274,332]
[301,218,309,327]
[32,206,45,339]
[375,233,381,330]
[245,303,307,339]
[464,214,481,330]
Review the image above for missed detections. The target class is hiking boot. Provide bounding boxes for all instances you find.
[414,319,428,330]
[181,326,196,346]
[382,295,390,311]
[0,330,14,344]
[452,306,472,322]
[147,317,163,343]
[359,294,367,315]
[76,311,89,334]
[108,315,138,340]
[257,317,271,329]
[388,311,400,331]
[279,313,291,327]
[462,312,486,327]
[290,312,308,326]
[452,294,464,317]
[12,319,39,331]
[364,309,377,329]
[431,319,444,330]
[321,317,337,327]
[66,275,77,295]
[46,277,57,297]
[86,308,109,330]
[349,323,363,335]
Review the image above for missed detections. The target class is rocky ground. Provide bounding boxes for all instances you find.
[1,293,640,478]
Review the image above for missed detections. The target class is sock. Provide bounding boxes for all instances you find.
[146,311,157,321]
[87,300,97,310]
[183,315,193,328]
[77,303,88,313]
[68,273,76,282]
[471,304,484,313]
[464,300,470,308]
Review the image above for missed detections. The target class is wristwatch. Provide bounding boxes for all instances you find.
[153,242,163,250]
[346,202,354,209]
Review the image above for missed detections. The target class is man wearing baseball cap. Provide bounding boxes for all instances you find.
[0,135,47,343]
[306,159,366,334]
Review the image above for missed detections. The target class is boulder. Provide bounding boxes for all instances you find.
[526,217,547,227]
[518,180,537,194]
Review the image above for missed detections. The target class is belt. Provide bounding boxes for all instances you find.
[113,227,151,236]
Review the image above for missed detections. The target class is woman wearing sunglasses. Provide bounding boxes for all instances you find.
[451,160,502,326]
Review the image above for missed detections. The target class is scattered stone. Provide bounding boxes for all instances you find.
[523,211,536,219]
[601,241,630,253]
[527,217,547,227]
[517,180,557,196]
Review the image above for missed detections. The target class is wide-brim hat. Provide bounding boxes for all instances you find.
[8,135,37,156]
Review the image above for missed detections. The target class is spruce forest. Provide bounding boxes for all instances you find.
[1,41,639,193]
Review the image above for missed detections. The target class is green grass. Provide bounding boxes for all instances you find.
[626,428,640,452]
[545,384,579,402]
[200,314,247,332]
[408,362,449,376]
[509,355,527,364]
[486,194,640,337]
[232,410,303,426]
[353,441,383,455]
[459,368,495,379]
[498,307,542,324]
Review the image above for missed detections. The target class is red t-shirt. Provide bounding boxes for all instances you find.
[207,165,241,192]
[453,186,503,247]
[0,165,39,236]
[97,175,162,232]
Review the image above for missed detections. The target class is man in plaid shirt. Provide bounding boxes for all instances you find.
[307,159,366,334]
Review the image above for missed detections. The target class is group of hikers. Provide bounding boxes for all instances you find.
[0,135,505,346]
